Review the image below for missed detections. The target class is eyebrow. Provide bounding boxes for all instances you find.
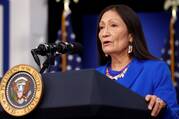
[100,18,120,24]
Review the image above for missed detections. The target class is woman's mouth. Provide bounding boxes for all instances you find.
[103,41,112,46]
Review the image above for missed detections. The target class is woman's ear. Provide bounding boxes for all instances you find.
[128,34,133,43]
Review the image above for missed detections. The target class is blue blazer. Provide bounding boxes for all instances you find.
[96,58,179,119]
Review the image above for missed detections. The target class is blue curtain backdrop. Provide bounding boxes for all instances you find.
[82,15,99,69]
[0,0,9,75]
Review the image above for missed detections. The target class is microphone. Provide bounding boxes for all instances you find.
[31,41,82,56]
[57,41,83,54]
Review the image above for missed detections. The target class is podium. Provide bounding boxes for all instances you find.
[0,69,151,119]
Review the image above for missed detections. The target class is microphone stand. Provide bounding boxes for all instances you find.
[40,53,55,74]
[31,49,56,74]
[40,57,49,74]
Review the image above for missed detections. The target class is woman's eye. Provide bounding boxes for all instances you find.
[111,24,118,27]
[99,26,104,30]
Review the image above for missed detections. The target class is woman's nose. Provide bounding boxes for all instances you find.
[102,26,110,37]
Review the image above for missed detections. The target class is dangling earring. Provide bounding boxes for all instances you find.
[128,36,133,54]
[128,45,133,54]
[105,54,108,57]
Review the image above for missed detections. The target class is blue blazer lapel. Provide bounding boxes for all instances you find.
[117,58,144,88]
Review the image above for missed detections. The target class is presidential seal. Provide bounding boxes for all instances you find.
[0,64,43,117]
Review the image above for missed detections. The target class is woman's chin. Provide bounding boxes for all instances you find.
[103,50,113,55]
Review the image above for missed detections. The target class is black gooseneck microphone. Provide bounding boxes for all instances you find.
[31,41,83,73]
[31,41,82,56]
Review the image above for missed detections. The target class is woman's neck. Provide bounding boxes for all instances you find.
[110,55,132,71]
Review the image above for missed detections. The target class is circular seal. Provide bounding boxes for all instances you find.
[0,64,43,117]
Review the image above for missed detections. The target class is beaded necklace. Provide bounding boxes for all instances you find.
[106,64,129,80]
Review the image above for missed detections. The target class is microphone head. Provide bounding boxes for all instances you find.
[55,41,83,54]
[36,44,48,56]
[67,42,83,54]
[55,41,67,54]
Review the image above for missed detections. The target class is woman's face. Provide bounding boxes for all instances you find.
[98,10,131,56]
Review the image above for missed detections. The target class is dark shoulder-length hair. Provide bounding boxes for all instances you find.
[96,4,157,65]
